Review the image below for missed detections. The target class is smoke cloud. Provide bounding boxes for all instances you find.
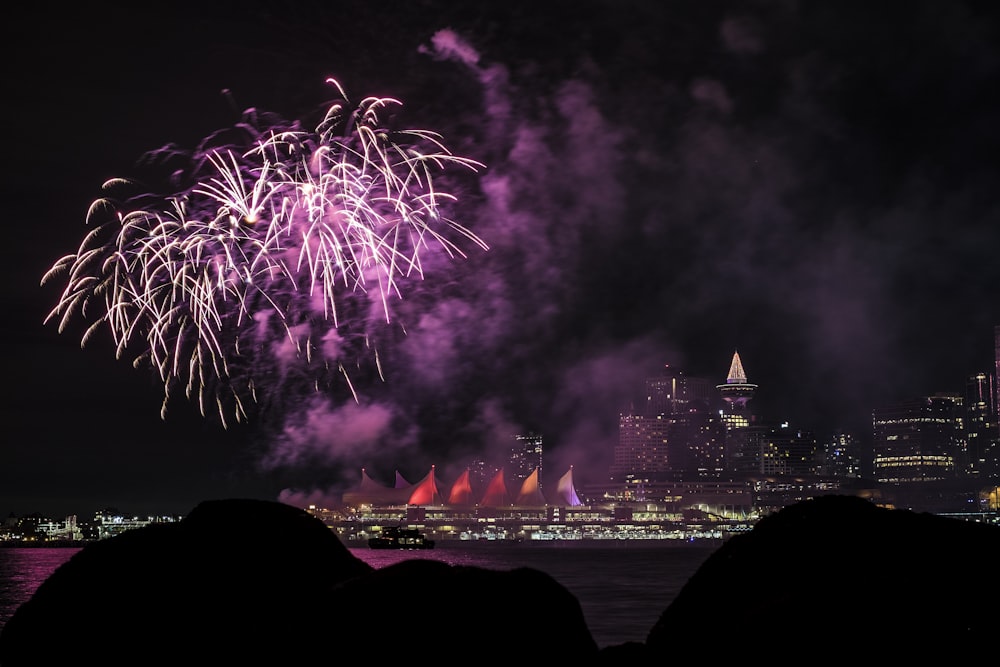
[258,3,1000,504]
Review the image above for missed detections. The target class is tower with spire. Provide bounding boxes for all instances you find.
[717,351,757,430]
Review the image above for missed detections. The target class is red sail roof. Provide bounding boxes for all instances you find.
[407,465,443,505]
[479,469,511,507]
[342,468,411,506]
[341,466,582,508]
[447,468,475,505]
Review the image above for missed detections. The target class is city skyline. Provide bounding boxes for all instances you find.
[9,335,997,521]
[4,2,1000,518]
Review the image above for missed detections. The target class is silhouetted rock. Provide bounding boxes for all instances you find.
[325,558,599,659]
[0,498,374,665]
[646,494,1000,662]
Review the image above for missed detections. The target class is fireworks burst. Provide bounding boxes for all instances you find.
[42,78,488,428]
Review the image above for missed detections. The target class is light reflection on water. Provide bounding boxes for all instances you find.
[0,548,80,629]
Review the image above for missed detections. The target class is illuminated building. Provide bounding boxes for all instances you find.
[30,515,83,541]
[510,432,543,485]
[327,465,754,542]
[716,351,757,421]
[645,365,715,416]
[819,431,863,478]
[995,325,1000,426]
[649,365,725,479]
[965,372,999,478]
[872,395,965,483]
[716,351,756,439]
[611,411,671,483]
[717,351,758,468]
[611,364,726,488]
[726,423,820,476]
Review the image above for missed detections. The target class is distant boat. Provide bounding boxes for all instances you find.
[368,526,435,549]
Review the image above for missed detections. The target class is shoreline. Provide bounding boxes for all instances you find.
[345,536,725,549]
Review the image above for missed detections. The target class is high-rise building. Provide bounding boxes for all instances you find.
[727,423,820,476]
[819,431,863,478]
[641,364,725,478]
[716,351,758,470]
[995,325,1000,422]
[611,410,671,482]
[645,365,714,417]
[965,372,998,479]
[872,394,965,483]
[510,432,543,486]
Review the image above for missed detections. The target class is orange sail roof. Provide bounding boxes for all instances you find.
[515,468,546,507]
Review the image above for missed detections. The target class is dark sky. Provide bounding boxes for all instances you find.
[3,1,999,518]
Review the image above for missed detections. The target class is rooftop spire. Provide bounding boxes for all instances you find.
[727,351,748,384]
[717,350,757,409]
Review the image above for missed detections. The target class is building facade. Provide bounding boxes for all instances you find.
[872,395,965,483]
[965,372,999,479]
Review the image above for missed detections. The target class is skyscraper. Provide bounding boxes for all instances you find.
[642,365,724,478]
[510,432,543,486]
[995,325,1000,434]
[611,410,671,482]
[645,365,714,416]
[727,423,820,476]
[965,372,998,478]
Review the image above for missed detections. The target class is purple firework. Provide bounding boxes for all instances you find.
[42,78,488,428]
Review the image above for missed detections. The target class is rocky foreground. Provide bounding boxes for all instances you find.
[1,494,997,665]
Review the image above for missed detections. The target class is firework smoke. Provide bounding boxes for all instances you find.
[42,78,488,429]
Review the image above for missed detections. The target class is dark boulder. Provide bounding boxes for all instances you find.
[0,498,374,665]
[325,558,600,660]
[646,494,1000,661]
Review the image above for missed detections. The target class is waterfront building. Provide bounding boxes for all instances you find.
[34,515,83,542]
[326,464,751,543]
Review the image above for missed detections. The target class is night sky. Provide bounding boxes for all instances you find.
[3,1,999,518]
